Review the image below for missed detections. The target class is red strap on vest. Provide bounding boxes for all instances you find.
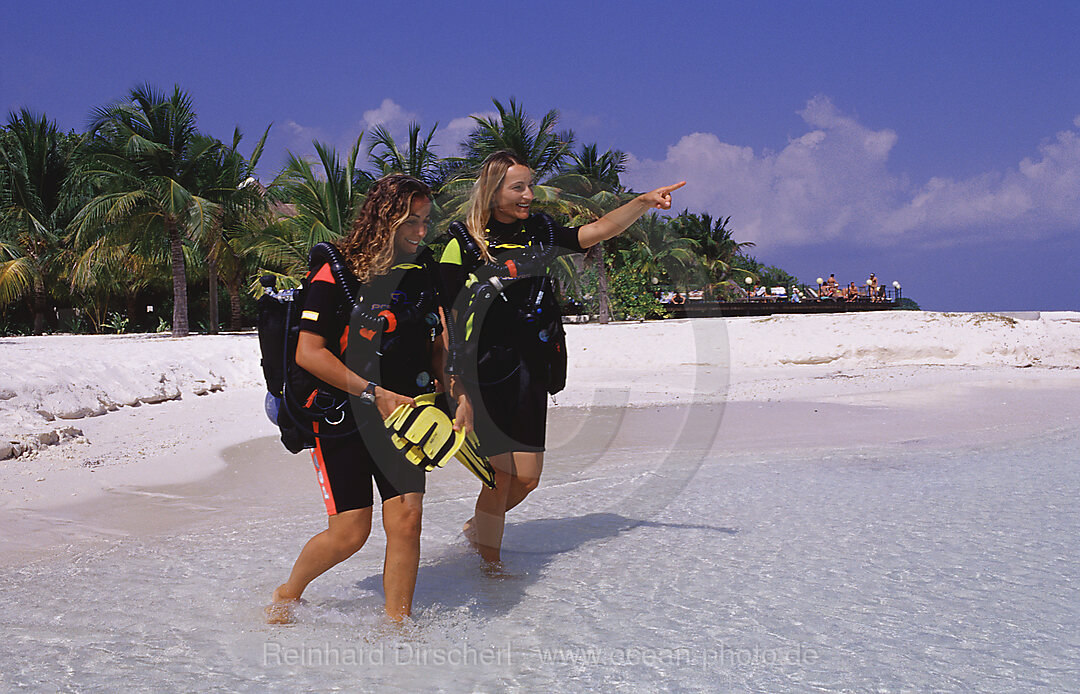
[379,310,397,333]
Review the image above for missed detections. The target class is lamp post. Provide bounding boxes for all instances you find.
[893,281,901,303]
[816,277,823,301]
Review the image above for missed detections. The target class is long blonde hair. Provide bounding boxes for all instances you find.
[337,174,430,283]
[464,150,529,263]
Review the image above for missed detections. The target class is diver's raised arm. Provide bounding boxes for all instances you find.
[577,181,686,249]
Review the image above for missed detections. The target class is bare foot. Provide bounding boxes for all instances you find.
[464,517,503,564]
[460,522,501,565]
[265,585,302,625]
[384,604,412,625]
[462,517,478,550]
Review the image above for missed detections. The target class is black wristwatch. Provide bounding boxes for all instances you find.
[360,381,378,406]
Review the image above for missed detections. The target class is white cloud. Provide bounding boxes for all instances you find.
[432,115,478,157]
[430,111,499,157]
[355,101,497,158]
[360,98,418,134]
[624,96,1080,249]
[283,119,322,146]
[880,123,1080,243]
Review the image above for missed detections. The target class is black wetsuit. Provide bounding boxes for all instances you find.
[299,249,442,514]
[439,212,583,455]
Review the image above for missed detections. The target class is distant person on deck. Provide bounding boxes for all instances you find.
[823,274,839,298]
[671,292,686,305]
[868,273,880,302]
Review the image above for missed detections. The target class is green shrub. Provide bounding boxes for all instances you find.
[104,312,129,334]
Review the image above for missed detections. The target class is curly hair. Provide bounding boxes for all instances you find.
[337,174,430,283]
[465,150,529,263]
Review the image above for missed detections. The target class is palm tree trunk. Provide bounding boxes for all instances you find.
[207,256,219,334]
[167,217,190,337]
[89,291,107,334]
[31,275,47,335]
[226,279,242,332]
[126,295,139,331]
[588,242,611,325]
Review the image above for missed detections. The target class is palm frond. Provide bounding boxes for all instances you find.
[0,255,36,305]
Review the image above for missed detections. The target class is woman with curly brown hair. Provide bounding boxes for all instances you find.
[268,174,472,623]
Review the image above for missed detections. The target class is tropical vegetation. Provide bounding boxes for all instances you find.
[1,88,829,336]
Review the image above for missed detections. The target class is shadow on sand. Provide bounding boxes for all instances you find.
[333,512,738,620]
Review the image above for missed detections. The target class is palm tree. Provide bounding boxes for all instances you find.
[255,135,367,285]
[558,143,627,194]
[0,110,81,332]
[546,143,632,323]
[367,122,443,190]
[72,84,219,337]
[621,212,701,288]
[194,125,270,331]
[66,231,167,332]
[671,211,755,298]
[462,98,574,179]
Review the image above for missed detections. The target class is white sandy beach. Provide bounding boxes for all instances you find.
[2,311,1079,691]
[3,311,1079,507]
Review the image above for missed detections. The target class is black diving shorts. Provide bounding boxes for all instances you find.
[310,421,426,515]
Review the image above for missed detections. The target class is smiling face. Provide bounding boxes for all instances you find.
[393,195,431,259]
[491,164,534,223]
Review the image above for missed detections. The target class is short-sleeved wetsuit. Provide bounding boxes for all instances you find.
[299,249,442,514]
[439,212,583,455]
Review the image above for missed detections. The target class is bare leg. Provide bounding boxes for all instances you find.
[468,458,512,564]
[381,492,424,622]
[466,451,544,564]
[503,451,543,512]
[268,507,373,624]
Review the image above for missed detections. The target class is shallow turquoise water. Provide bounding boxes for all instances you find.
[2,409,1078,692]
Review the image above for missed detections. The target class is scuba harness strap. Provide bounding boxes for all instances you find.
[262,242,432,452]
[276,242,364,449]
[445,216,568,394]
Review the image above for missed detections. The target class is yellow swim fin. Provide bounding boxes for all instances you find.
[384,393,462,472]
[455,429,496,489]
[384,393,497,488]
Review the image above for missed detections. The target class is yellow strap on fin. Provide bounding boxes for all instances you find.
[455,430,496,489]
[384,393,496,487]
[384,395,460,471]
[384,393,463,472]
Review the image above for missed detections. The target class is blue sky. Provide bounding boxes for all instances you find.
[3,1,1077,311]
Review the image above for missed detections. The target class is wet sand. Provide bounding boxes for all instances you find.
[4,366,1078,569]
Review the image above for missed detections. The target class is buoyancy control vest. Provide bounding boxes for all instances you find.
[345,251,443,399]
[257,242,442,453]
[445,215,567,395]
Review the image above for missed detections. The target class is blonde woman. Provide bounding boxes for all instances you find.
[269,174,471,623]
[440,150,684,567]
